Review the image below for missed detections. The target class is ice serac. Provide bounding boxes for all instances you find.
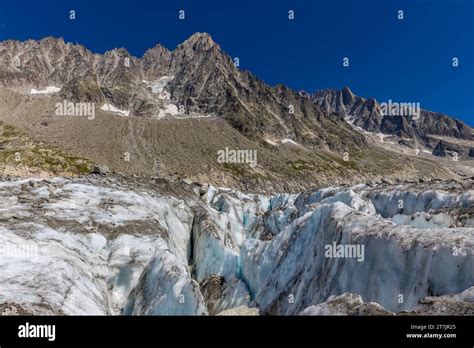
[368,186,474,218]
[123,239,208,315]
[189,189,266,313]
[239,185,474,314]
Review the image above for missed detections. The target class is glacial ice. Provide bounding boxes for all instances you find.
[123,239,208,315]
[0,178,196,314]
[241,201,473,314]
[0,177,472,315]
[369,187,474,218]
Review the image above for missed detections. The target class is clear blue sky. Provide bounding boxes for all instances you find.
[0,0,472,125]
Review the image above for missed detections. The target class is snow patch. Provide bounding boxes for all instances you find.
[29,86,61,95]
[281,138,298,145]
[144,76,174,100]
[100,104,130,117]
[158,104,179,118]
[265,138,298,146]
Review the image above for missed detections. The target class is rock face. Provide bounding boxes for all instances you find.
[0,176,472,316]
[300,288,474,316]
[299,293,393,316]
[432,140,448,157]
[313,88,381,132]
[409,286,474,315]
[312,87,473,141]
[91,164,110,175]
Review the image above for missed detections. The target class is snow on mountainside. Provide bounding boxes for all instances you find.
[0,175,472,315]
[100,103,130,117]
[29,86,61,95]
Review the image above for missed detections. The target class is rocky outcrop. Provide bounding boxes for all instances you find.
[300,293,393,316]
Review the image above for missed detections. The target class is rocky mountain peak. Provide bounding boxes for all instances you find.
[142,44,172,80]
[104,47,131,59]
[38,36,66,46]
[179,32,218,51]
[169,32,229,74]
[341,86,355,104]
[143,43,171,59]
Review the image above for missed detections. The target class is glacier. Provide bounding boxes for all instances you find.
[0,176,472,315]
